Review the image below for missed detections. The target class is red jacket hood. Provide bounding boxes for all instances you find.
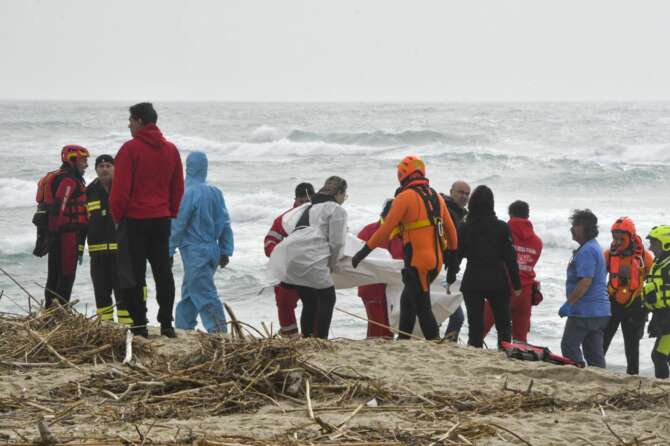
[134,123,167,148]
[508,217,536,241]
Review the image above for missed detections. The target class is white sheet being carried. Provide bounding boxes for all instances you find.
[268,233,462,336]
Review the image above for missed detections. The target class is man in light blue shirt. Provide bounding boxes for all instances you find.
[169,151,234,333]
[559,209,610,368]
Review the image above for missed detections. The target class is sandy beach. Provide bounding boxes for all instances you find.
[1,306,668,446]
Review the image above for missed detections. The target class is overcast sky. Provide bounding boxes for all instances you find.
[1,0,669,102]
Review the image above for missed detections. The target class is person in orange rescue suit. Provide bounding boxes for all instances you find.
[351,155,458,340]
[38,145,90,307]
[264,182,315,337]
[356,199,404,338]
[602,217,654,375]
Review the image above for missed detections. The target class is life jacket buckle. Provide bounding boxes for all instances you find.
[435,217,444,237]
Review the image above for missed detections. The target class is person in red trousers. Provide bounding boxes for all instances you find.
[356,200,404,338]
[483,200,543,343]
[264,183,315,337]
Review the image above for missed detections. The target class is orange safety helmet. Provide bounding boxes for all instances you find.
[61,145,90,165]
[397,155,426,183]
[611,217,637,236]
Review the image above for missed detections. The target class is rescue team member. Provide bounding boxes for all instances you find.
[264,183,315,337]
[352,156,458,340]
[169,152,233,333]
[448,186,521,348]
[279,176,349,339]
[440,180,470,342]
[482,200,543,343]
[559,209,610,368]
[642,225,670,379]
[603,217,653,375]
[356,199,403,339]
[85,155,129,324]
[110,103,184,338]
[39,145,89,307]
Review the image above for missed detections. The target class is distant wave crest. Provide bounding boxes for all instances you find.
[0,178,36,209]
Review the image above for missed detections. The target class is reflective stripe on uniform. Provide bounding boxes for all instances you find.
[280,323,298,333]
[117,309,133,326]
[657,334,670,356]
[96,305,115,321]
[390,219,432,240]
[143,286,148,302]
[267,230,285,241]
[86,200,101,211]
[88,243,119,253]
[78,244,85,253]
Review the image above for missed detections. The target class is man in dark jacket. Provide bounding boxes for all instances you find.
[110,103,184,338]
[85,155,131,325]
[440,180,470,341]
[441,181,470,226]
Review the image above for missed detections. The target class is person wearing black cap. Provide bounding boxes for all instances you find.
[84,155,128,325]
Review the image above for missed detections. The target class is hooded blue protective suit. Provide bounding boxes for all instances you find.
[169,151,234,333]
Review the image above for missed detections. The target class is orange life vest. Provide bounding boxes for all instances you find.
[607,234,646,305]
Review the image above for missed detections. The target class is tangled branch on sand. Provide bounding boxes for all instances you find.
[0,305,667,445]
[0,304,149,369]
[49,334,386,421]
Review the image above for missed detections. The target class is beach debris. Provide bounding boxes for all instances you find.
[122,329,133,365]
[0,304,668,445]
[0,303,147,369]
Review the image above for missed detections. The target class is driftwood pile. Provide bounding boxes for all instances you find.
[47,334,384,421]
[0,303,667,445]
[0,303,144,369]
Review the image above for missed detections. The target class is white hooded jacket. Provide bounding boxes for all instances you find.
[268,200,347,289]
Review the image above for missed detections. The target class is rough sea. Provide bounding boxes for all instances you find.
[1,101,669,375]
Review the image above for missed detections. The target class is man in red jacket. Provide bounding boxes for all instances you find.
[483,200,543,342]
[264,183,314,337]
[357,199,404,338]
[110,103,184,338]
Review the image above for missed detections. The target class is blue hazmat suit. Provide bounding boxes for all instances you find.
[169,151,234,333]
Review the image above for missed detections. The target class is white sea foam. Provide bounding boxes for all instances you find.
[0,231,34,256]
[0,178,36,209]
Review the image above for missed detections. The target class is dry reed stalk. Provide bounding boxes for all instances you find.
[0,306,148,368]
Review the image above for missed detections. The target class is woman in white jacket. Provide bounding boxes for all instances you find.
[274,176,348,338]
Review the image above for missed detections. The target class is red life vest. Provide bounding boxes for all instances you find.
[36,169,65,206]
[607,235,646,305]
[36,168,87,232]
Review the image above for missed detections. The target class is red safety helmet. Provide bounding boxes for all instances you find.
[61,145,90,165]
[397,155,426,183]
[611,217,637,237]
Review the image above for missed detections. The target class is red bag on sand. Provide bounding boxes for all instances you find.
[501,341,584,368]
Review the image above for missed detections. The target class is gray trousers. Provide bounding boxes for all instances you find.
[561,316,610,368]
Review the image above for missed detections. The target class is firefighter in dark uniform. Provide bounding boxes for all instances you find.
[85,155,131,325]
